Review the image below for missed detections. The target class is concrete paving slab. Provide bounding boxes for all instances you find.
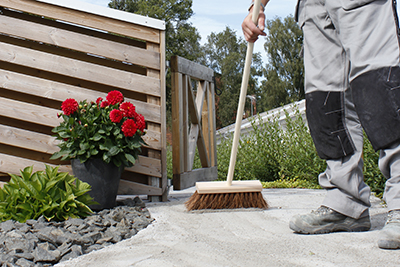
[56,188,400,267]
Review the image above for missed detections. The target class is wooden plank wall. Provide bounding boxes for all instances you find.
[170,56,217,190]
[0,0,168,201]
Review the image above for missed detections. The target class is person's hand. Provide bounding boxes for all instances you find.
[242,8,266,43]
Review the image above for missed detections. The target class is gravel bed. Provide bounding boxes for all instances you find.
[0,196,154,267]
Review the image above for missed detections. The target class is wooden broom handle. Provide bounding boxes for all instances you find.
[226,0,262,185]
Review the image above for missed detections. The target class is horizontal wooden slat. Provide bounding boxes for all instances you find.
[0,97,60,128]
[0,69,162,124]
[0,153,70,175]
[0,124,59,154]
[142,130,162,150]
[117,179,162,196]
[173,166,218,190]
[125,156,162,178]
[0,15,160,70]
[0,41,161,97]
[170,56,214,82]
[0,0,161,43]
[2,8,147,50]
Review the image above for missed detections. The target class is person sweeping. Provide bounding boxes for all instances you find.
[242,0,400,249]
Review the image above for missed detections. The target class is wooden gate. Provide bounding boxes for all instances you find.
[171,56,217,190]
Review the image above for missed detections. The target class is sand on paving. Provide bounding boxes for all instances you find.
[55,188,400,267]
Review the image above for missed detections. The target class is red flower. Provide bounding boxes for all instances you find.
[100,100,109,108]
[110,109,123,123]
[120,102,136,117]
[61,98,78,115]
[96,97,103,104]
[135,113,146,132]
[106,90,124,105]
[121,119,138,137]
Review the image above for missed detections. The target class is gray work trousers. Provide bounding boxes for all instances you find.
[296,0,400,218]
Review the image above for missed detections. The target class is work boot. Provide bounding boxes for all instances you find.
[289,206,371,234]
[378,210,400,249]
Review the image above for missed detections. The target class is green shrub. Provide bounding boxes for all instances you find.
[363,132,386,198]
[216,113,282,182]
[216,105,325,187]
[0,165,96,223]
[262,178,321,189]
[276,109,325,185]
[166,104,386,196]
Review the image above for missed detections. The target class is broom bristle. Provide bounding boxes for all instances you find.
[185,191,268,211]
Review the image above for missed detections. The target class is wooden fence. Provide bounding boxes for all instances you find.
[0,0,168,201]
[171,56,217,190]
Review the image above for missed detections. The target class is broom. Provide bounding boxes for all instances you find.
[185,0,268,211]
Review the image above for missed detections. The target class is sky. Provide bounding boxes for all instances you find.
[77,0,298,65]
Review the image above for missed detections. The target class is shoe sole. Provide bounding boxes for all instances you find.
[378,240,400,249]
[289,218,371,234]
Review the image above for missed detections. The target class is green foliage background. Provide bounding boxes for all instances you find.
[260,16,304,111]
[167,106,387,197]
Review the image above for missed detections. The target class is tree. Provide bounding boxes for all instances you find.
[108,0,204,120]
[108,0,203,61]
[200,27,263,128]
[259,15,304,111]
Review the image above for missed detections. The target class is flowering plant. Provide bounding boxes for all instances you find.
[51,90,146,167]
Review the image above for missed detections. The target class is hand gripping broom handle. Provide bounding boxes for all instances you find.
[226,0,262,186]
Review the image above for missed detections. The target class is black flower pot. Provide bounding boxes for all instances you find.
[71,158,124,211]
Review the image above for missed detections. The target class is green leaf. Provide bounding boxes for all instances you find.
[99,141,111,151]
[103,153,111,163]
[15,175,37,197]
[0,189,5,201]
[59,132,71,139]
[108,146,120,156]
[92,133,103,141]
[16,203,32,212]
[21,166,33,179]
[80,142,90,151]
[50,151,65,160]
[113,127,120,136]
[125,153,136,165]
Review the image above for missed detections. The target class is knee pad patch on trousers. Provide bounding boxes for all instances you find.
[306,91,355,159]
[351,66,400,151]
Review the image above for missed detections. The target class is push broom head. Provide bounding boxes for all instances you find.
[185,180,268,211]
